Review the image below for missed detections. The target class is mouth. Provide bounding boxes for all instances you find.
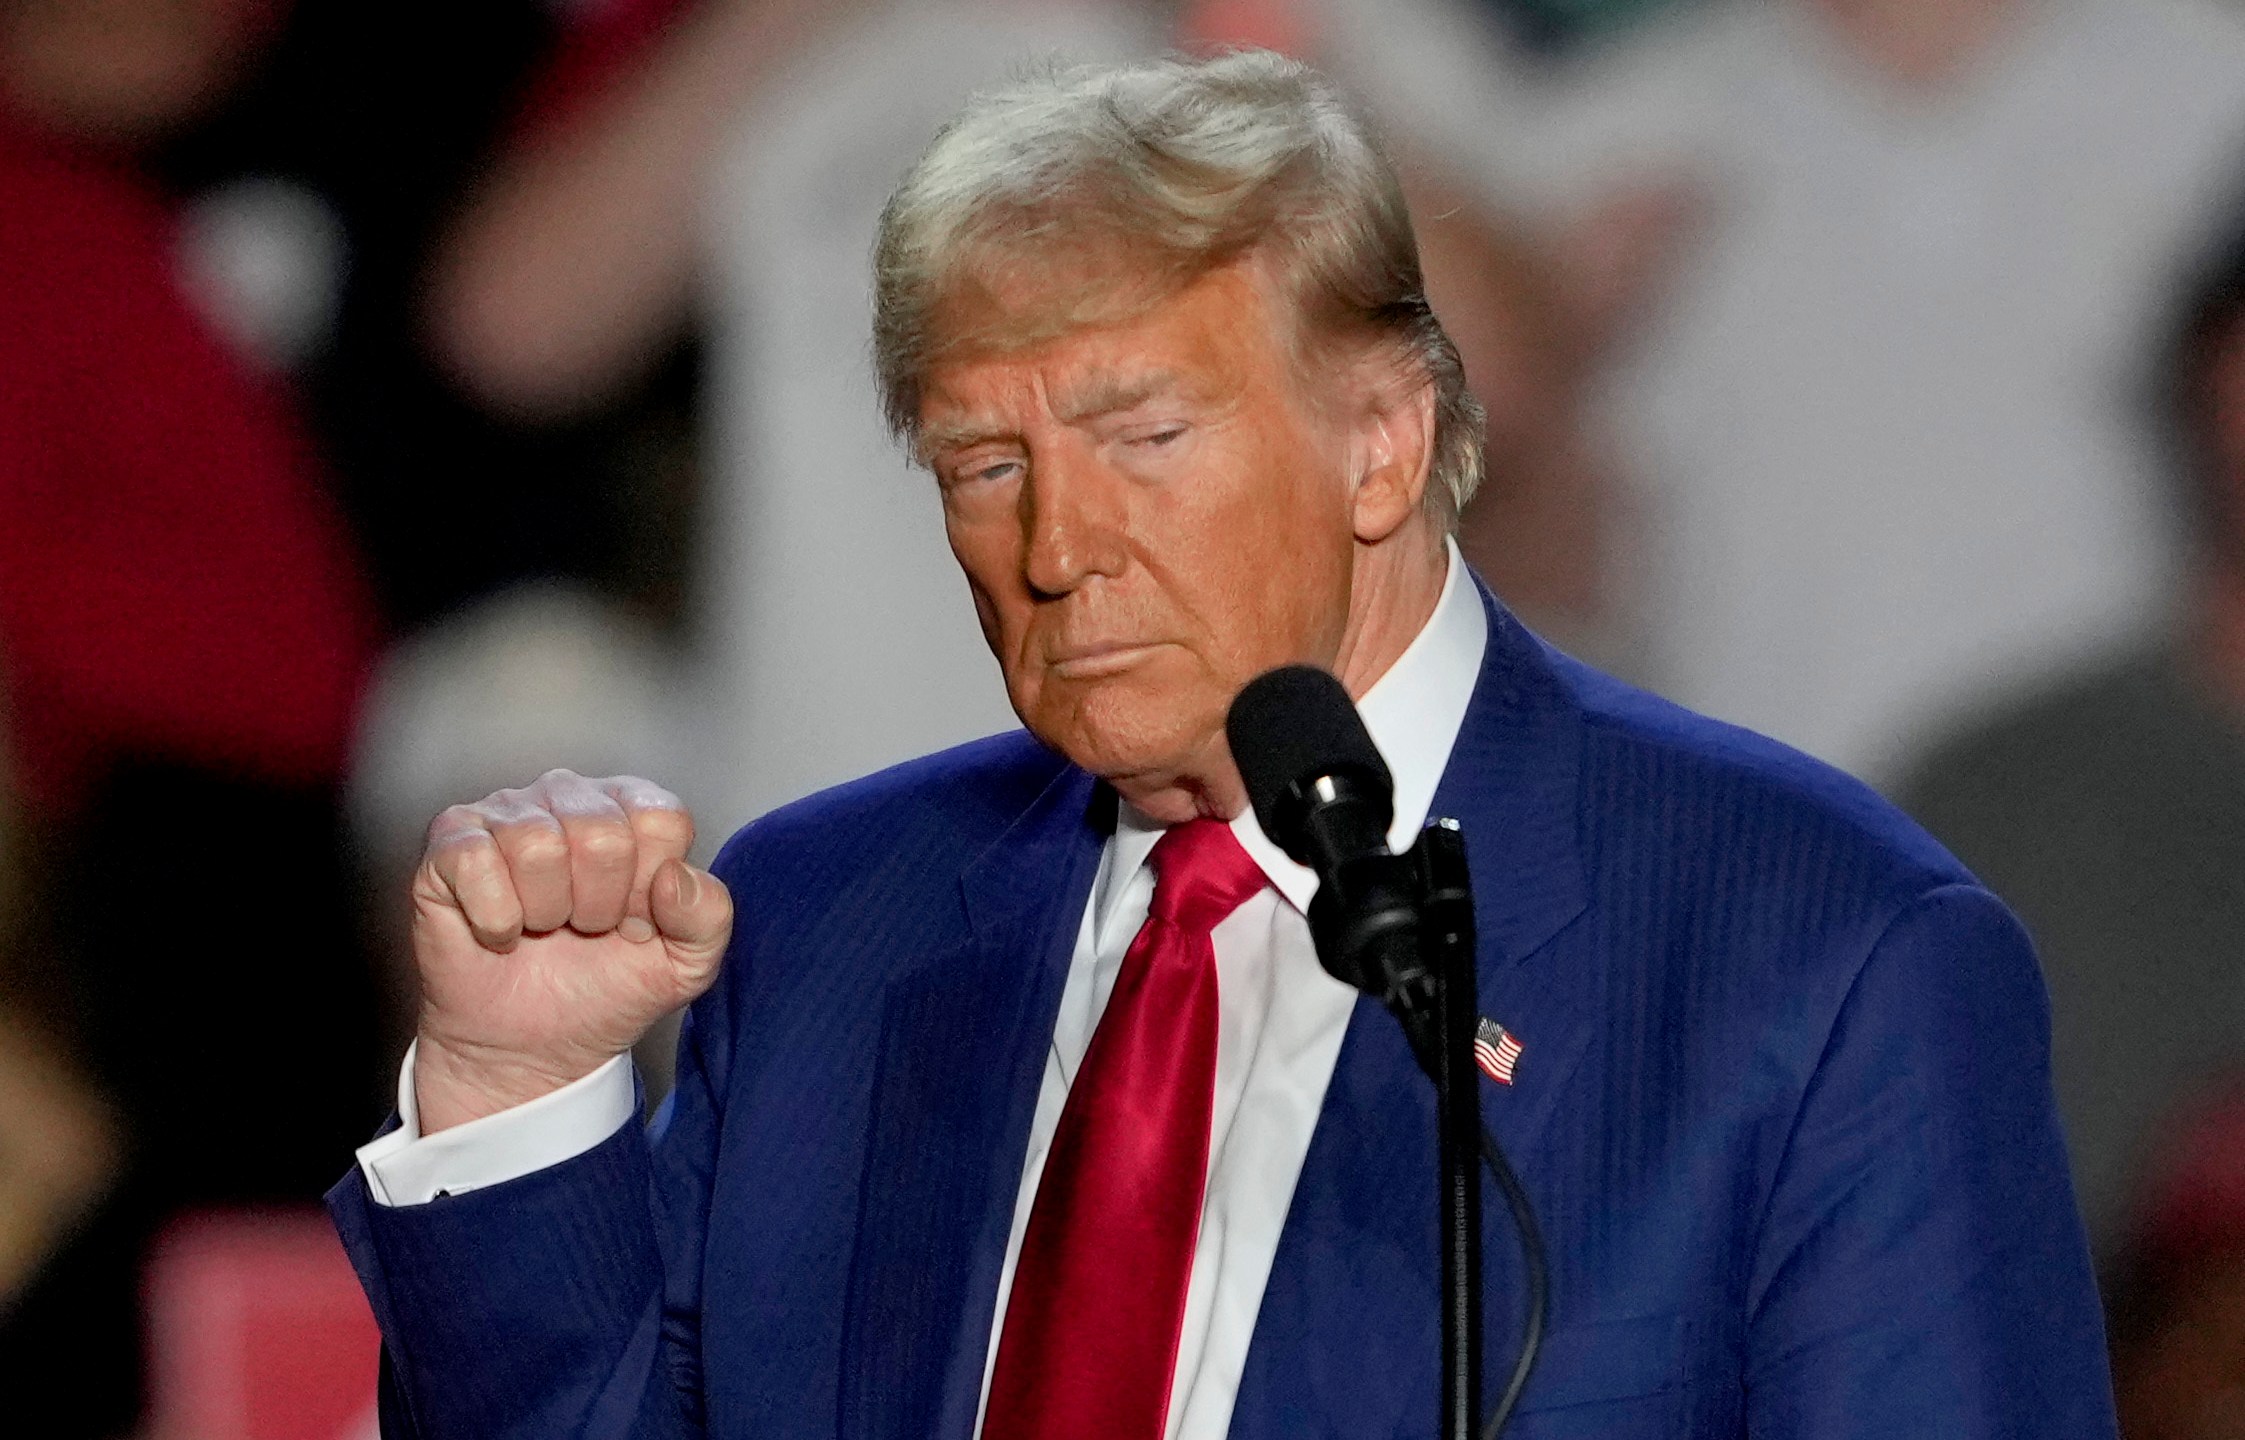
[1047,641,1166,680]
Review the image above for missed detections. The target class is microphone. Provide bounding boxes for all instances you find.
[1226,665,1439,1041]
[1230,663,1549,1440]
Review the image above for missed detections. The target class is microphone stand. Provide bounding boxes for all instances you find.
[1386,819,1542,1440]
[1411,821,1483,1440]
[1294,793,1492,1436]
[1225,663,1544,1438]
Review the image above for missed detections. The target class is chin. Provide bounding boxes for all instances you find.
[1024,674,1219,792]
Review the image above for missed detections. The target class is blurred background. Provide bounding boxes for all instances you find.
[6,0,2245,1434]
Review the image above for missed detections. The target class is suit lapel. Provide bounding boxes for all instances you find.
[1437,591,1597,1154]
[838,764,1111,1440]
[1232,584,1597,1438]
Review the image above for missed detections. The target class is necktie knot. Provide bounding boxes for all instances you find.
[1147,818,1269,933]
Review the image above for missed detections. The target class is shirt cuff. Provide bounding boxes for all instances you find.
[355,1042,637,1208]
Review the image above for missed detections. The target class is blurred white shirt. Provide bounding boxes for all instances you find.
[684,0,1158,832]
[1347,0,2245,780]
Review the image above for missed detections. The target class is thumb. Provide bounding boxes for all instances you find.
[650,858,733,973]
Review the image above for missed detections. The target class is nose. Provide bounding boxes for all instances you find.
[1022,438,1129,599]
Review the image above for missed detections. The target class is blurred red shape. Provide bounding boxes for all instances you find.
[144,1209,379,1440]
[2135,1081,2245,1269]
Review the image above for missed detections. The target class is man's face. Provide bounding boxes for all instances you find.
[918,262,1365,814]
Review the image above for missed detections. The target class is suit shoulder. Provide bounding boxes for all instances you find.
[1538,655,2043,1098]
[1552,652,1972,899]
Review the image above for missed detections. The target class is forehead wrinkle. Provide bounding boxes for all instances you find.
[914,366,1041,463]
[1050,367,1182,427]
[916,355,1185,464]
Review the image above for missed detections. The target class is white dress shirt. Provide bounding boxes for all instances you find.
[358,540,1489,1440]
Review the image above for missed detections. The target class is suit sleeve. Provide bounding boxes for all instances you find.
[1742,881,2117,1437]
[325,841,755,1439]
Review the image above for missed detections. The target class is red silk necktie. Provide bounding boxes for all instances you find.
[983,818,1271,1440]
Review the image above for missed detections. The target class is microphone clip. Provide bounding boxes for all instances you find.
[1305,815,1475,1087]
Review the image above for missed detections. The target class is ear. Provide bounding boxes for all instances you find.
[1348,358,1439,545]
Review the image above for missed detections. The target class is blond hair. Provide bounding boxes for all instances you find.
[872,49,1485,524]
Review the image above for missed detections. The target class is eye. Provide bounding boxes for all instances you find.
[942,455,1023,489]
[1132,426,1186,448]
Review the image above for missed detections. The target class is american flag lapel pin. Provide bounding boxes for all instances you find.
[1474,1017,1523,1086]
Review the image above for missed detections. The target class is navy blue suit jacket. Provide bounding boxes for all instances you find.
[331,583,2116,1438]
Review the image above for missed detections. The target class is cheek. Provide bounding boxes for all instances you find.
[1177,444,1354,657]
[943,497,1018,593]
[943,503,1044,689]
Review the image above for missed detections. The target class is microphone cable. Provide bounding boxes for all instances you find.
[1481,1121,1547,1440]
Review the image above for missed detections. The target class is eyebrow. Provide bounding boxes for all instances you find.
[1051,369,1181,426]
[916,419,1014,460]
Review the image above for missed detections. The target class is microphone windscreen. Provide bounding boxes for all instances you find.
[1225,665,1392,835]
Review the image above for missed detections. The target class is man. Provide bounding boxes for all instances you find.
[422,0,1134,829]
[331,52,2113,1437]
[1897,195,2245,1255]
[1351,0,2245,782]
[415,0,1582,834]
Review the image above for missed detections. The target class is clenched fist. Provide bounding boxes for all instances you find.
[410,770,733,1134]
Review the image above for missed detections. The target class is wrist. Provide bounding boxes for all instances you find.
[413,1032,618,1135]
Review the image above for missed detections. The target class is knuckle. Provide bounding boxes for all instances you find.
[444,833,499,878]
[534,767,597,807]
[426,838,498,898]
[426,804,484,846]
[632,804,695,850]
[576,822,635,869]
[610,774,687,813]
[508,827,571,873]
[478,790,545,828]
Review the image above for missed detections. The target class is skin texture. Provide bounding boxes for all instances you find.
[412,770,732,1132]
[409,251,1450,1129]
[922,257,1448,823]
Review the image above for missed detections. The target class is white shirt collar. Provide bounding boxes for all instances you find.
[1096,537,1490,937]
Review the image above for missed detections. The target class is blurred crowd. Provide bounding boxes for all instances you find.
[7,0,2245,1434]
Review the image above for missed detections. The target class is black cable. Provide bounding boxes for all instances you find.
[1480,1123,1547,1440]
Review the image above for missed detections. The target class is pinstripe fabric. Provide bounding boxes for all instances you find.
[331,578,2114,1440]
